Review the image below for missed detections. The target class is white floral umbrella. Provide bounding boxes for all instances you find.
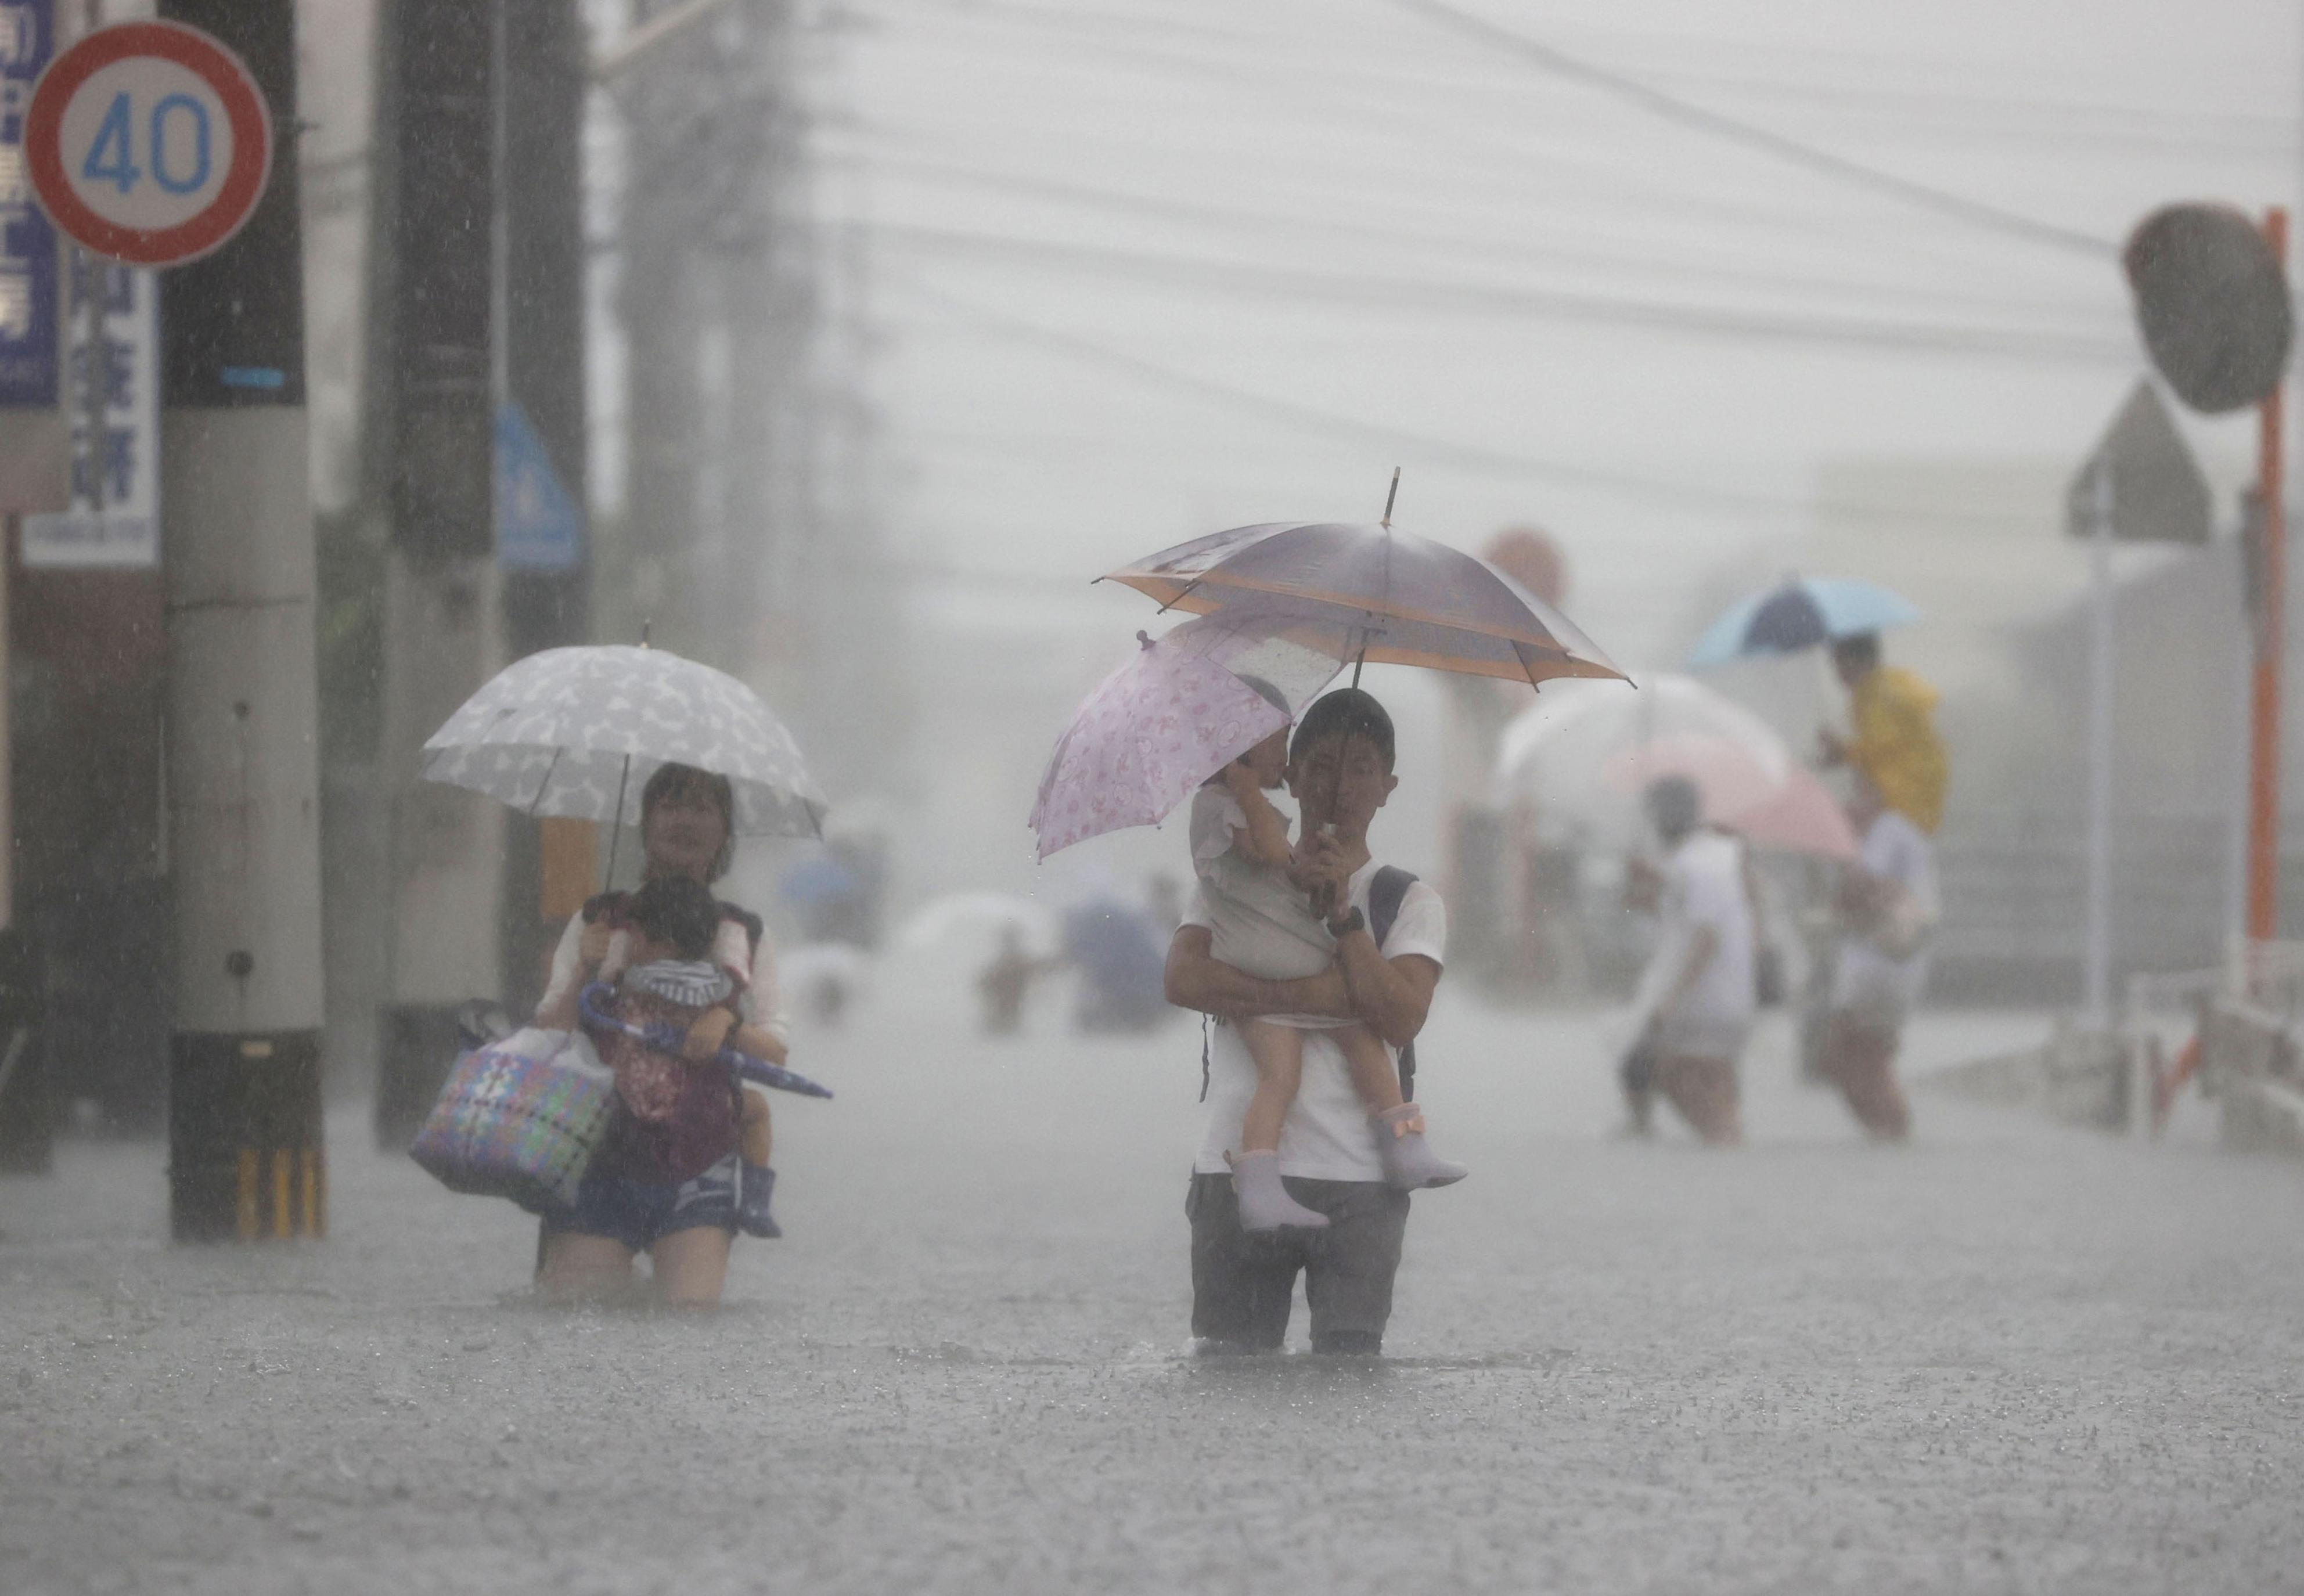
[422,644,829,840]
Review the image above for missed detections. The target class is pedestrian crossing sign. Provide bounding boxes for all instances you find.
[495,401,582,571]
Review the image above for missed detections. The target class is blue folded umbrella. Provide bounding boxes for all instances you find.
[1686,577,1920,668]
[578,982,835,1099]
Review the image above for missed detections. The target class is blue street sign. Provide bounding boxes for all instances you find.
[495,401,582,571]
[0,0,59,407]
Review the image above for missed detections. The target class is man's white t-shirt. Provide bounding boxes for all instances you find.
[1634,829,1755,1055]
[1831,809,1938,1019]
[1185,857,1448,1182]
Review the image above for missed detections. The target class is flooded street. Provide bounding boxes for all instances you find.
[7,990,2303,1595]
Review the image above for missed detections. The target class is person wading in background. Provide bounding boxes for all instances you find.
[1816,776,1937,1141]
[1819,632,1948,835]
[1620,777,1756,1147]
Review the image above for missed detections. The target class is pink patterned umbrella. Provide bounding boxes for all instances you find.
[1028,612,1349,860]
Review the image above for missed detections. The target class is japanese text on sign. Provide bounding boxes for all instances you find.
[22,250,159,567]
[0,0,57,406]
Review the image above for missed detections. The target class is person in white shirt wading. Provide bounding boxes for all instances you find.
[1162,690,1449,1357]
[1620,776,1756,1147]
[1817,776,1936,1141]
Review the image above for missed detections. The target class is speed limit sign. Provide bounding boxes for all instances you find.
[23,21,273,268]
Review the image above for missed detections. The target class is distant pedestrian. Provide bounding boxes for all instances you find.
[1063,893,1170,1033]
[977,926,1046,1036]
[1621,777,1754,1146]
[1816,776,1937,1142]
[1819,632,1947,834]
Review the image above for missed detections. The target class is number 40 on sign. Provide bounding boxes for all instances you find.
[24,20,272,269]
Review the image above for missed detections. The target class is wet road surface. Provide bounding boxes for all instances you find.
[6,990,2303,1594]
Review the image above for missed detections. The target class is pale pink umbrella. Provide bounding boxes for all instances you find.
[1722,765,1859,861]
[1601,733,1857,860]
[1028,611,1349,860]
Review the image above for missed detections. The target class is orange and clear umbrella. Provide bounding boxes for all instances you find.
[1102,520,1624,690]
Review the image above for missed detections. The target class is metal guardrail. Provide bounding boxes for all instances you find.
[2120,940,2304,1147]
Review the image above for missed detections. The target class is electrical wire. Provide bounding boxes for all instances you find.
[874,0,2292,156]
[1382,0,2120,260]
[839,7,2137,292]
[830,146,2120,326]
[869,221,2130,362]
[895,278,2047,531]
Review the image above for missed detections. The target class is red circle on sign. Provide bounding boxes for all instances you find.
[24,21,273,268]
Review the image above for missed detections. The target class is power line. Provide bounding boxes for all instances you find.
[1382,0,2121,261]
[875,0,2292,158]
[838,17,2125,290]
[895,278,2048,532]
[869,221,2130,362]
[831,145,2117,325]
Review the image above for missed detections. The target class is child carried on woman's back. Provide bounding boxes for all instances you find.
[1189,691,1466,1232]
[586,874,789,1237]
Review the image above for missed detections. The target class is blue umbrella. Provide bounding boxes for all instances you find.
[1686,577,1920,668]
[578,983,835,1099]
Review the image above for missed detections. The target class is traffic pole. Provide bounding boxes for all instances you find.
[157,0,326,1240]
[499,0,592,1006]
[2247,207,2288,951]
[2083,463,2115,1025]
[368,0,504,1146]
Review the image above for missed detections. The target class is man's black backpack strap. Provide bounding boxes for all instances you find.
[1367,866,1421,1101]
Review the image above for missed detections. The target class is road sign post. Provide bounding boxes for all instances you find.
[27,9,325,1240]
[2247,210,2287,946]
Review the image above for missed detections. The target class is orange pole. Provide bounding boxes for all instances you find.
[2247,208,2288,943]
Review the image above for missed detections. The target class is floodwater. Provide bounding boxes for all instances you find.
[6,977,2304,1595]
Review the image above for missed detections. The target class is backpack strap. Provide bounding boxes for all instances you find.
[1367,866,1420,1102]
[717,902,764,955]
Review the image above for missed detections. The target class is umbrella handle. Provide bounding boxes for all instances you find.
[603,753,632,889]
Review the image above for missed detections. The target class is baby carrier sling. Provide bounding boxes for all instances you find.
[1200,866,1421,1101]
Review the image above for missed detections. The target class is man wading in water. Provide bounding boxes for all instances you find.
[1162,689,1449,1357]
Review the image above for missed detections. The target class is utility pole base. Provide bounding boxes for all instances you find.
[0,929,49,1174]
[373,1002,470,1150]
[168,1029,325,1242]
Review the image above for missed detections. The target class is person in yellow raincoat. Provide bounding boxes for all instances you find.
[1818,632,1947,834]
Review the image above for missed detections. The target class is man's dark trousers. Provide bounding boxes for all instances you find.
[1187,1172,1409,1354]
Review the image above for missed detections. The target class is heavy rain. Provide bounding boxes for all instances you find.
[5,1,2304,1592]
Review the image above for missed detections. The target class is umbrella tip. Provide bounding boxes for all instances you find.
[1136,630,1153,650]
[640,618,652,648]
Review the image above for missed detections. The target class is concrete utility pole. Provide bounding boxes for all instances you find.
[614,0,717,668]
[368,0,505,1146]
[499,0,593,995]
[156,0,327,1241]
[609,0,898,797]
[2247,208,2289,947]
[0,0,64,1176]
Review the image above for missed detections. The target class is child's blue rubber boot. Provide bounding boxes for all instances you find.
[739,1164,782,1239]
